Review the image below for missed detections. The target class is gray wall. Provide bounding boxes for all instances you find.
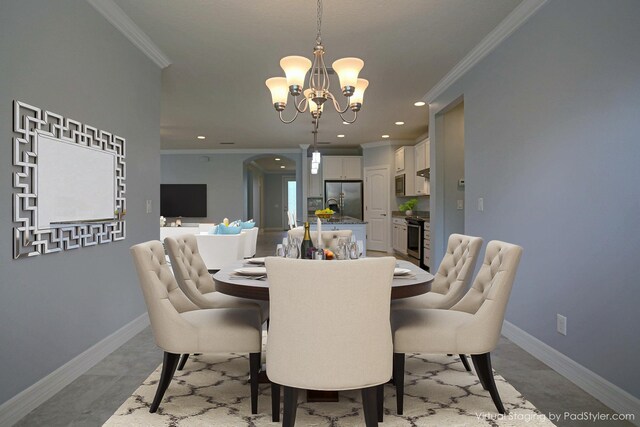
[263,173,291,230]
[0,0,161,406]
[161,153,302,224]
[429,0,640,397]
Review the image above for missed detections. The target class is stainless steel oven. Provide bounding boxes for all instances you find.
[395,174,406,196]
[406,217,423,260]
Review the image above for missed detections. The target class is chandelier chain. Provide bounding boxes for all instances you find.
[316,0,323,45]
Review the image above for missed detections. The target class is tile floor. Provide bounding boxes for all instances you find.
[14,231,633,426]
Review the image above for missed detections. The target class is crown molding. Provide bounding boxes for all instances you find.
[87,0,171,69]
[415,131,429,143]
[361,140,410,149]
[423,0,548,103]
[161,148,301,155]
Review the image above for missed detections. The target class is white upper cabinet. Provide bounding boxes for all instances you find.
[394,147,405,174]
[322,156,362,180]
[308,158,323,197]
[414,138,430,196]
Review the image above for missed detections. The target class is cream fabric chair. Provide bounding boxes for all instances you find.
[392,240,523,415]
[266,257,396,426]
[198,223,216,233]
[195,232,246,270]
[130,240,263,414]
[240,227,259,258]
[287,210,297,229]
[287,228,353,253]
[165,234,269,322]
[392,234,483,371]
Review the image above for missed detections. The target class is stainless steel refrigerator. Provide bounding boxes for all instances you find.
[324,181,364,220]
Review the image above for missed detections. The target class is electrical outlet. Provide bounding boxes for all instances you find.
[457,200,464,210]
[146,200,152,214]
[557,314,567,336]
[477,197,484,212]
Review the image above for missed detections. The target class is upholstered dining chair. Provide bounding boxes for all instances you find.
[392,233,483,371]
[266,256,396,426]
[130,240,263,414]
[165,234,268,372]
[391,240,523,415]
[287,228,353,253]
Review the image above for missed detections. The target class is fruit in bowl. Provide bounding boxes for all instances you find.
[323,249,335,260]
[315,208,334,219]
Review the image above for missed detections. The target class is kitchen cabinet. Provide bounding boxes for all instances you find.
[308,158,323,197]
[414,138,430,196]
[392,217,407,255]
[322,156,362,180]
[423,221,431,270]
[396,146,416,196]
[394,147,405,174]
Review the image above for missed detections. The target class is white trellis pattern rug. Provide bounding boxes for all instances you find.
[104,348,554,426]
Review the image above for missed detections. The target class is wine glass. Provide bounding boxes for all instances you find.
[287,239,299,259]
[348,242,360,259]
[275,244,285,257]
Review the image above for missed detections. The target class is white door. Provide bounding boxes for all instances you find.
[364,166,390,252]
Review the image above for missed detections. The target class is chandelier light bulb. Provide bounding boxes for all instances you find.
[265,77,289,110]
[349,78,369,110]
[332,57,364,96]
[280,56,312,95]
[304,89,324,114]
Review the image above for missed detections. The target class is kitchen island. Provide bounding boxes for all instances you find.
[299,216,368,253]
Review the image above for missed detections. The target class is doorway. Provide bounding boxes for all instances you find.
[364,165,390,252]
[282,176,296,230]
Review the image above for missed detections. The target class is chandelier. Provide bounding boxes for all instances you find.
[265,0,369,125]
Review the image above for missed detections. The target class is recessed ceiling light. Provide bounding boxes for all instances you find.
[337,134,345,138]
[382,135,390,139]
[197,135,206,139]
[414,101,426,107]
[280,165,285,169]
[275,158,281,161]
[342,121,350,125]
[395,121,405,125]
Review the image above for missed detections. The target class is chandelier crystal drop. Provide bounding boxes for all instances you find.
[265,0,368,125]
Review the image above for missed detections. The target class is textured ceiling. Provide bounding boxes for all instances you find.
[114,0,522,149]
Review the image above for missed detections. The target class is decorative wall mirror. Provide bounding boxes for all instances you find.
[12,100,126,259]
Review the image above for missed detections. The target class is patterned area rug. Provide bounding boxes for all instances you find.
[104,346,554,426]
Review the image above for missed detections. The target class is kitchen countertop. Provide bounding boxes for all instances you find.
[301,215,368,225]
[391,211,430,221]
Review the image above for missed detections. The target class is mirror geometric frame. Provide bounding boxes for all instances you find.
[12,100,126,259]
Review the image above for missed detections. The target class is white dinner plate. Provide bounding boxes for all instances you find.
[234,267,267,276]
[247,257,266,265]
[394,268,412,276]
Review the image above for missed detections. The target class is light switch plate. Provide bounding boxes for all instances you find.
[146,200,152,214]
[557,314,567,335]
[457,200,464,210]
[477,197,484,212]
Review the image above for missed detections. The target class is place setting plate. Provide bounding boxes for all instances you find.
[394,267,416,279]
[246,257,266,265]
[230,266,267,280]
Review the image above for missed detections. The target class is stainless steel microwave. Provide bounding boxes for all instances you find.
[395,174,406,196]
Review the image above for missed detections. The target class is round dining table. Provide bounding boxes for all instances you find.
[213,258,434,301]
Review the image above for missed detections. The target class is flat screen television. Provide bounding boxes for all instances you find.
[160,184,207,217]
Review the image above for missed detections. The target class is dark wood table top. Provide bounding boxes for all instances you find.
[213,259,433,301]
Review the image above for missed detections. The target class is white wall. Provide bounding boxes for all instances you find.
[430,0,640,398]
[0,0,161,406]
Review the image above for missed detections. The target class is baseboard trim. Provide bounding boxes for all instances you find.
[502,321,640,425]
[0,313,150,427]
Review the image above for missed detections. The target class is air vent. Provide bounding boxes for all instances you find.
[220,142,235,145]
[317,141,331,145]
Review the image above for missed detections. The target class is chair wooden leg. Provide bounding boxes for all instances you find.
[471,353,505,414]
[459,354,472,371]
[471,355,488,390]
[393,352,405,415]
[249,352,260,414]
[283,386,299,427]
[150,352,180,413]
[271,382,281,422]
[376,384,384,422]
[361,386,379,427]
[177,354,189,371]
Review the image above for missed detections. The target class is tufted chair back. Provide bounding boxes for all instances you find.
[130,241,202,352]
[451,240,523,353]
[287,228,353,253]
[266,256,396,390]
[430,234,483,304]
[164,235,217,308]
